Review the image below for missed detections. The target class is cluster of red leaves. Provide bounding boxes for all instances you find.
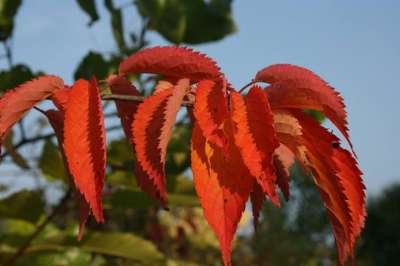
[0,46,365,266]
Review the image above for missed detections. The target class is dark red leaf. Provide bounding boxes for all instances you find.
[132,79,190,207]
[250,181,265,230]
[107,75,140,140]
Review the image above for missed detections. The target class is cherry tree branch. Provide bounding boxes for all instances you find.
[101,93,194,106]
[238,80,256,94]
[1,93,191,160]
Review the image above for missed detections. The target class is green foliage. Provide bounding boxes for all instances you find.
[74,51,117,81]
[0,0,22,40]
[0,191,44,223]
[80,232,164,263]
[358,183,400,266]
[0,64,35,92]
[39,139,68,182]
[76,0,99,26]
[105,0,127,52]
[136,0,236,44]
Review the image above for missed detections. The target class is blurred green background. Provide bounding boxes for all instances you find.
[0,1,399,265]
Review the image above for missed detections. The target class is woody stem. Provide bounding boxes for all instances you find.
[238,81,255,94]
[100,93,194,106]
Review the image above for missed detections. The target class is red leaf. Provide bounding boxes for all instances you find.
[64,79,106,222]
[193,79,229,151]
[191,121,253,266]
[0,75,64,153]
[255,64,354,154]
[291,110,364,265]
[250,181,265,230]
[106,76,158,204]
[132,79,190,207]
[332,147,366,246]
[119,46,221,82]
[230,86,280,205]
[44,109,90,240]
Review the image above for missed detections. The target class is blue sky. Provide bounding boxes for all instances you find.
[2,0,399,195]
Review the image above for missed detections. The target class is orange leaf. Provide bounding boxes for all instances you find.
[193,79,229,150]
[191,121,253,266]
[0,75,64,153]
[255,64,354,154]
[64,79,106,223]
[230,86,280,205]
[119,46,221,82]
[51,87,71,112]
[132,79,190,207]
[44,109,90,240]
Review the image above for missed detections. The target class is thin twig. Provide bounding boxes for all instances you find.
[3,189,72,266]
[17,121,26,141]
[238,80,255,94]
[101,93,194,106]
[1,125,121,159]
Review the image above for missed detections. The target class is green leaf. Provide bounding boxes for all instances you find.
[107,138,134,167]
[0,190,44,223]
[107,170,138,188]
[74,51,114,81]
[0,0,22,40]
[76,0,99,26]
[39,139,68,182]
[104,0,127,51]
[0,218,36,236]
[136,0,237,44]
[0,246,105,266]
[10,231,164,265]
[165,124,191,177]
[81,232,164,263]
[0,64,35,93]
[303,109,325,123]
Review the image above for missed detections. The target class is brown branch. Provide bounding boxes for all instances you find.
[3,189,72,266]
[1,93,191,160]
[238,80,256,94]
[101,93,194,106]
